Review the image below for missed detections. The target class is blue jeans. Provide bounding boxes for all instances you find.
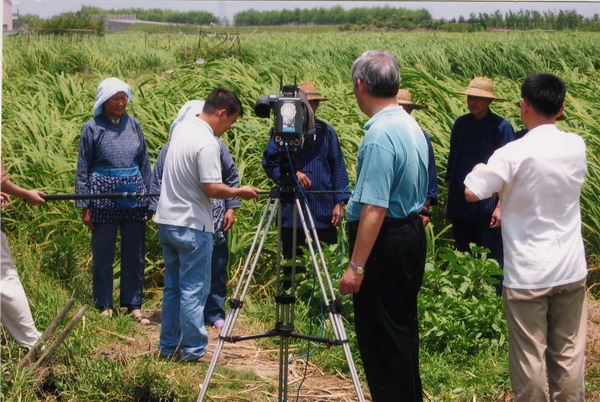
[205,240,229,324]
[158,224,213,361]
[91,221,145,310]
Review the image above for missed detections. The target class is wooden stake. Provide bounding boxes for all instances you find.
[32,305,89,370]
[19,298,75,369]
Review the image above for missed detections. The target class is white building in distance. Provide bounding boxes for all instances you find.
[3,0,15,33]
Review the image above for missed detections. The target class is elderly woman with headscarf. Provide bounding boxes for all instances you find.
[75,77,151,324]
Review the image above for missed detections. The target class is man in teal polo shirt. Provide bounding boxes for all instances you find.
[340,50,429,401]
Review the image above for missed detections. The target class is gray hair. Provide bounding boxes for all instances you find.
[351,50,400,98]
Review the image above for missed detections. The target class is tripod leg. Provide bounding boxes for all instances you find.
[278,328,291,401]
[294,199,366,401]
[197,198,279,402]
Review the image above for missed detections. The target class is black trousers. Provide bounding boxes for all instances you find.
[451,217,504,294]
[348,214,426,402]
[280,226,338,260]
[451,217,503,266]
[280,226,338,289]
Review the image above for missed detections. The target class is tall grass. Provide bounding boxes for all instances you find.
[2,30,599,400]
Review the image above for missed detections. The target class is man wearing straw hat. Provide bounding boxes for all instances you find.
[397,89,438,226]
[262,81,350,263]
[445,77,515,292]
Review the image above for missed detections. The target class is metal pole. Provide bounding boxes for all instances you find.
[41,193,160,201]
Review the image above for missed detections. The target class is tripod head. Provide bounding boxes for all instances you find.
[270,134,302,205]
[269,185,300,205]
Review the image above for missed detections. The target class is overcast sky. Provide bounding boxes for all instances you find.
[12,1,600,22]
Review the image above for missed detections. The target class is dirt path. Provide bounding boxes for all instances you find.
[107,310,364,401]
[101,297,599,401]
[586,297,600,401]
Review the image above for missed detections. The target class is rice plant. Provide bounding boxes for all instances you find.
[2,30,599,400]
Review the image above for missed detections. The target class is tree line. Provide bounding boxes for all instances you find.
[14,7,218,35]
[13,6,600,33]
[450,9,600,32]
[15,12,105,35]
[235,6,600,31]
[235,6,433,30]
[78,6,219,25]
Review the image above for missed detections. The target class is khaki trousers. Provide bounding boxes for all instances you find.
[503,278,587,402]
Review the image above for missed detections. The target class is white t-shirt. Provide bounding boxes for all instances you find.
[154,117,222,232]
[464,124,587,289]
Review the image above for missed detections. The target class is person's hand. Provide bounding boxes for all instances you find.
[223,209,236,231]
[339,266,364,295]
[238,186,260,201]
[420,206,431,226]
[82,208,95,230]
[23,190,46,205]
[0,192,11,207]
[331,203,344,227]
[296,171,312,190]
[490,205,501,228]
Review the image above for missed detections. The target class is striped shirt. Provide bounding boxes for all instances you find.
[422,129,439,206]
[262,118,350,229]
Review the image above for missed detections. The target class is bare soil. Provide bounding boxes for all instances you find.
[586,297,600,401]
[99,296,600,401]
[100,310,363,401]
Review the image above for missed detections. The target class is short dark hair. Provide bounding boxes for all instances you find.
[521,73,566,118]
[203,88,244,117]
[351,50,400,98]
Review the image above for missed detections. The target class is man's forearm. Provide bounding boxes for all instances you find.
[1,179,30,199]
[203,183,240,199]
[350,204,386,267]
[464,187,481,202]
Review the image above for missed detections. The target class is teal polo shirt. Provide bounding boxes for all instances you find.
[347,106,428,222]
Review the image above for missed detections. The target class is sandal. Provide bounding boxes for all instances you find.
[128,308,151,326]
[99,308,113,318]
[134,315,151,325]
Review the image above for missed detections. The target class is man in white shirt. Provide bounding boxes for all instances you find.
[464,73,587,401]
[155,88,259,362]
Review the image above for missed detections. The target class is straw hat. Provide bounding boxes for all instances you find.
[298,81,328,101]
[396,89,425,109]
[457,77,502,100]
[515,101,567,120]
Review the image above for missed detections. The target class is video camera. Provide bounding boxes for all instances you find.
[254,78,316,152]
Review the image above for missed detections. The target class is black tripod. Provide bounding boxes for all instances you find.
[197,184,365,401]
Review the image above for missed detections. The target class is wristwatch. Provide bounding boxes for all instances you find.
[349,261,365,275]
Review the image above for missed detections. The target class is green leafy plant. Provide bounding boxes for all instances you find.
[419,245,507,355]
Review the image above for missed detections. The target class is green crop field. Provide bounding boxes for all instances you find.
[2,30,599,400]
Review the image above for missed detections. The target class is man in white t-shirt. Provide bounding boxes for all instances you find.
[154,88,259,362]
[464,73,587,401]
